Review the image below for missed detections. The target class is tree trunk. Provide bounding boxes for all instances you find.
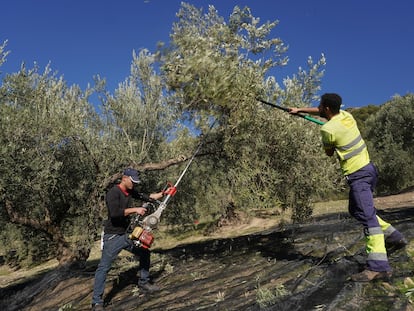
[5,200,86,267]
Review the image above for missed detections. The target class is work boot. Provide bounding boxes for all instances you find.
[91,303,104,311]
[138,282,160,293]
[386,237,408,255]
[351,269,392,282]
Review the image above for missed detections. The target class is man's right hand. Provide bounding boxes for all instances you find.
[124,206,147,216]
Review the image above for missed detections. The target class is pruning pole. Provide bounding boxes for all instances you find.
[257,98,325,126]
[142,121,217,229]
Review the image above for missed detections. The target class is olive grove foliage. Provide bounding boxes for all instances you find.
[364,94,414,194]
[97,48,194,223]
[348,105,380,134]
[0,41,9,68]
[160,3,339,221]
[99,49,177,168]
[0,62,103,265]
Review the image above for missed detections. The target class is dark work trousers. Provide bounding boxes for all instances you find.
[347,162,391,272]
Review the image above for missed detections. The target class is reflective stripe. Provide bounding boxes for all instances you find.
[383,226,395,236]
[376,216,396,238]
[365,227,383,236]
[343,143,367,160]
[367,252,388,261]
[337,135,363,151]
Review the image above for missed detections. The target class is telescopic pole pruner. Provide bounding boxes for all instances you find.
[257,98,325,126]
[142,123,215,230]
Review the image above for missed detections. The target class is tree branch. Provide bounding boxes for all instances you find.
[5,200,50,230]
[102,150,213,189]
[4,200,67,242]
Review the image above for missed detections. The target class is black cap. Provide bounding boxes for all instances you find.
[123,168,141,184]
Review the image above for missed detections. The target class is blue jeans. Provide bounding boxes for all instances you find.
[92,233,151,305]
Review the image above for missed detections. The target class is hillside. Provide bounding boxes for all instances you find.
[1,191,414,311]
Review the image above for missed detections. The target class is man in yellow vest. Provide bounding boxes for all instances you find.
[290,93,407,282]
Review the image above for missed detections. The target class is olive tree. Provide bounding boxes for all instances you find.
[159,3,338,221]
[0,63,104,266]
[364,94,414,194]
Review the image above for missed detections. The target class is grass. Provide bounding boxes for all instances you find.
[312,199,348,216]
[256,283,288,308]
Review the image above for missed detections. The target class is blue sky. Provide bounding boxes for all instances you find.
[1,0,413,108]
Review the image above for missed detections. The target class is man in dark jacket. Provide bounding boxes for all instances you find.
[91,168,164,311]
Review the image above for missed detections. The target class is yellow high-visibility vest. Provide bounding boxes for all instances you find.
[320,110,370,175]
